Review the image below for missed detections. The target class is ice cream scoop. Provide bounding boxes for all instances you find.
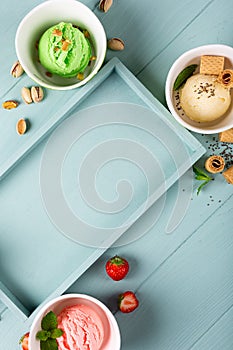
[56,304,104,350]
[38,22,92,77]
[180,74,231,122]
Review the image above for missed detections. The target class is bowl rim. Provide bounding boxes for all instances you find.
[28,293,121,350]
[165,44,233,134]
[15,0,107,90]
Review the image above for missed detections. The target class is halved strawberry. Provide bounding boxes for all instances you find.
[105,255,129,281]
[118,291,139,313]
[19,332,29,350]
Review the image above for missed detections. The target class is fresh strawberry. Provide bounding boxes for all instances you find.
[19,332,29,350]
[105,255,129,281]
[118,291,139,313]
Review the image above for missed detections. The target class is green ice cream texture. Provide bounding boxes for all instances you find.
[38,22,92,77]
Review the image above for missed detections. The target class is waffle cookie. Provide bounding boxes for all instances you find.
[200,55,225,75]
[222,165,233,184]
[219,128,233,143]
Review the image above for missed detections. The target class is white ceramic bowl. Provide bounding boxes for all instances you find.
[165,44,233,134]
[29,293,121,350]
[15,0,106,90]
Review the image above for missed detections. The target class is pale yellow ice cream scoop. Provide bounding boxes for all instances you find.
[180,74,231,122]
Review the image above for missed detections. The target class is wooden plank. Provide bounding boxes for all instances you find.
[190,305,233,350]
[68,193,233,349]
[137,0,233,104]
[0,282,29,321]
[96,0,214,75]
[1,0,233,349]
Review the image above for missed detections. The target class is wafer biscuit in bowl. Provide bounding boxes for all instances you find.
[200,55,225,75]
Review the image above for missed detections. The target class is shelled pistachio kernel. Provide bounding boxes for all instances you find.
[16,118,27,135]
[90,56,97,61]
[99,0,113,13]
[107,38,125,51]
[2,100,18,110]
[83,30,90,38]
[21,87,33,104]
[10,60,24,78]
[77,73,84,80]
[31,86,44,103]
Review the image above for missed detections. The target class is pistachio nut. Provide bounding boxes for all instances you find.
[2,100,19,110]
[99,0,113,12]
[16,118,27,135]
[83,30,90,38]
[77,73,84,80]
[90,56,97,61]
[107,38,125,51]
[21,87,33,104]
[45,71,53,78]
[31,86,44,103]
[10,60,24,78]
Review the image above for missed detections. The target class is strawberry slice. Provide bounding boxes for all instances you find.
[118,291,139,313]
[19,332,29,350]
[105,255,129,281]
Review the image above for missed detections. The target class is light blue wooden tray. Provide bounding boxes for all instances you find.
[0,58,205,323]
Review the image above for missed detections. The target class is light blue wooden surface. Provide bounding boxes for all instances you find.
[1,0,233,349]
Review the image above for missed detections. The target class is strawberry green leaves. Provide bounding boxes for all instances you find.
[173,64,198,90]
[193,166,213,195]
[36,311,63,350]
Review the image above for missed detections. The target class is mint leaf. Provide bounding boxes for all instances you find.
[195,174,210,181]
[173,64,198,90]
[41,311,58,331]
[193,166,213,195]
[50,329,63,339]
[36,311,61,350]
[197,180,210,196]
[193,166,212,180]
[36,330,51,341]
[40,338,58,350]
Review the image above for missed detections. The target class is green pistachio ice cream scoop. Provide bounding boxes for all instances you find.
[38,22,92,77]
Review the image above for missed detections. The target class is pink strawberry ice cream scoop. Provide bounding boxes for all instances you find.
[56,304,104,350]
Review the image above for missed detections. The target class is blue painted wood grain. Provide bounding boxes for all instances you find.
[1,0,233,349]
[138,0,233,104]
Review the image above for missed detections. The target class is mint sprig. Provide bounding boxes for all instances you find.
[36,311,63,350]
[193,166,213,195]
[36,330,51,341]
[173,64,198,90]
[40,338,58,350]
[41,311,58,330]
[50,329,64,339]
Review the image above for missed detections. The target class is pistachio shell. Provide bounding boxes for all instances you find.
[99,0,113,12]
[10,60,24,78]
[21,87,32,104]
[31,86,44,103]
[16,119,27,135]
[107,38,125,51]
